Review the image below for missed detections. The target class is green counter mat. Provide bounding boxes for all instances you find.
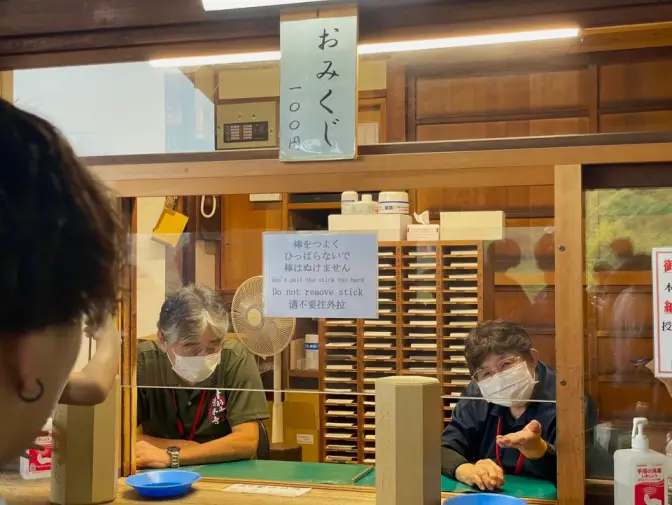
[179,459,371,485]
[163,461,557,500]
[355,471,556,500]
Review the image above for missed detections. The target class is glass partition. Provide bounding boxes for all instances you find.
[10,57,390,157]
[9,41,672,160]
[3,7,672,504]
[121,188,558,499]
[584,185,672,487]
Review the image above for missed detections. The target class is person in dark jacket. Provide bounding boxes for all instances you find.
[441,320,598,490]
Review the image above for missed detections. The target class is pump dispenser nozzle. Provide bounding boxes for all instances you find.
[631,417,649,451]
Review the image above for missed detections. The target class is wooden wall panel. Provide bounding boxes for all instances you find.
[220,195,283,293]
[531,334,557,368]
[599,59,672,104]
[416,69,587,119]
[407,50,672,145]
[417,118,589,141]
[598,56,672,134]
[415,185,554,216]
[412,65,592,141]
[600,110,672,133]
[495,289,553,330]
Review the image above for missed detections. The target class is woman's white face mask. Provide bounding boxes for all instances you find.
[171,351,221,384]
[477,361,537,407]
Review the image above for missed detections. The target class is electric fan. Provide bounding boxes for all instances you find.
[231,276,296,444]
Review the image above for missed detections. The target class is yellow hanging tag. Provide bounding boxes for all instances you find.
[152,197,189,248]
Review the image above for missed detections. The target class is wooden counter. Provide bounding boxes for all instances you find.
[2,477,375,505]
[1,472,556,505]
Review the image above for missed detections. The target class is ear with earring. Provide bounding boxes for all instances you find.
[18,378,44,403]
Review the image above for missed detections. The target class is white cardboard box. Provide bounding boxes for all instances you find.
[328,214,413,241]
[440,211,505,241]
[407,224,440,241]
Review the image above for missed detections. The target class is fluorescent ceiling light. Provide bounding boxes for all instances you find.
[150,51,281,68]
[358,28,580,55]
[149,28,580,67]
[203,0,326,11]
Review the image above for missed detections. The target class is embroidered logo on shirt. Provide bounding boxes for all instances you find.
[208,390,227,425]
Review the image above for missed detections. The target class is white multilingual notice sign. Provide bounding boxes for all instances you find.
[279,15,358,162]
[262,232,378,319]
[652,248,672,377]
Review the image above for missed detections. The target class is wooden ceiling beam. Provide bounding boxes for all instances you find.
[2,0,664,38]
[1,1,671,70]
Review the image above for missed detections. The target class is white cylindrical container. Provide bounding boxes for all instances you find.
[378,191,410,215]
[20,417,52,480]
[341,191,358,215]
[305,334,319,370]
[614,417,669,505]
[360,194,376,215]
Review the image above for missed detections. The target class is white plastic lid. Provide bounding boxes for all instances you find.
[379,191,409,203]
[362,194,373,202]
[342,191,358,200]
[631,417,649,451]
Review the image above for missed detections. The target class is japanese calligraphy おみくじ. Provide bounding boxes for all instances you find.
[279,16,358,162]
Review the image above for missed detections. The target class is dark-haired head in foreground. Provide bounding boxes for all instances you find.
[0,98,121,466]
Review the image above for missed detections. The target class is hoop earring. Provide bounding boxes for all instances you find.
[18,379,44,403]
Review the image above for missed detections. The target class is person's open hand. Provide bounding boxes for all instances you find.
[496,420,548,459]
[455,459,504,491]
[136,441,170,469]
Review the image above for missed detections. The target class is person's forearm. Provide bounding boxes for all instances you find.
[179,432,257,465]
[520,437,548,460]
[59,339,120,405]
[138,434,198,451]
[530,443,557,483]
[441,446,469,479]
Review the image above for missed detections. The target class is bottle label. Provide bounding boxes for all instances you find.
[634,463,664,505]
[25,432,52,474]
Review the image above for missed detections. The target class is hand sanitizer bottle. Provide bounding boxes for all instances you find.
[614,417,668,505]
[20,417,52,480]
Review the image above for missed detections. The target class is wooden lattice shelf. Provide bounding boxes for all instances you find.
[318,240,494,464]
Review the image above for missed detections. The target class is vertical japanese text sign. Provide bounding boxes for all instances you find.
[652,248,672,377]
[279,14,358,162]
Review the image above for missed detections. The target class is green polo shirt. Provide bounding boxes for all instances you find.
[137,339,269,444]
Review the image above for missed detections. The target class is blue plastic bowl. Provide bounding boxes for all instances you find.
[444,495,526,505]
[126,470,201,498]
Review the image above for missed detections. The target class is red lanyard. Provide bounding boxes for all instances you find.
[496,417,525,476]
[171,389,208,441]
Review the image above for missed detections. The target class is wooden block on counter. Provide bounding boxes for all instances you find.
[440,211,505,241]
[51,377,120,505]
[375,376,441,505]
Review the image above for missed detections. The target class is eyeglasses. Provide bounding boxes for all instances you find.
[472,356,524,382]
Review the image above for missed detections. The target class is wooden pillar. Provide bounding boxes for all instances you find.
[0,71,13,102]
[554,164,586,505]
[385,61,407,143]
[375,376,442,505]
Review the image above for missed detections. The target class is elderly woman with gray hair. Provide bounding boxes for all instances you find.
[136,284,269,469]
